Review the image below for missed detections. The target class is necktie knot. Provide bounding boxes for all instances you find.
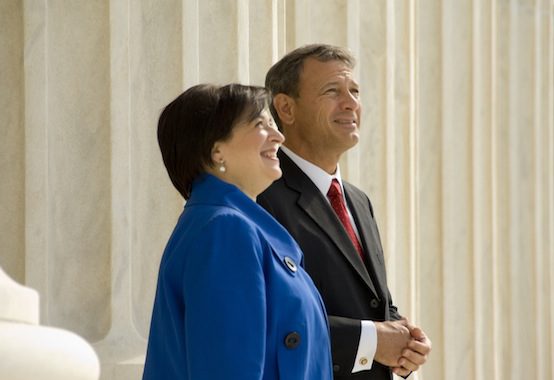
[327,179,342,199]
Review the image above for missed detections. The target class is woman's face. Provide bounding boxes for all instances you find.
[212,108,285,199]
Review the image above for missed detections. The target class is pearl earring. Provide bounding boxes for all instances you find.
[218,160,226,173]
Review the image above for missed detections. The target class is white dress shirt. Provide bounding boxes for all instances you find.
[280,146,376,372]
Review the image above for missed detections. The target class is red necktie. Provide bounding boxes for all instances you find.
[327,179,364,259]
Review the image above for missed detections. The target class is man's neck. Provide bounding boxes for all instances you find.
[282,142,340,175]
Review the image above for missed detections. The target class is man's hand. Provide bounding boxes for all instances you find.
[392,324,432,377]
[374,319,412,367]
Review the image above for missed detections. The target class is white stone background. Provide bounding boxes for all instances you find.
[1,0,553,379]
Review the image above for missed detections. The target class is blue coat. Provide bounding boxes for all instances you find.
[143,174,333,380]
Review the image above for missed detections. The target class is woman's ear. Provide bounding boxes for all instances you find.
[211,144,223,165]
[272,94,295,126]
[209,143,228,174]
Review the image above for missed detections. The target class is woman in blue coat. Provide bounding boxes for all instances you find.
[142,84,333,380]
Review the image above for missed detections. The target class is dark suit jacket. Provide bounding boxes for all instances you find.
[258,151,402,380]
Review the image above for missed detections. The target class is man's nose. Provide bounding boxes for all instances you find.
[341,91,360,111]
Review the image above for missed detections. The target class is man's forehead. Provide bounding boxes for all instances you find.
[301,59,358,84]
[316,71,359,89]
[326,71,358,83]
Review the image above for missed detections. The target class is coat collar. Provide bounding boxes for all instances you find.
[187,173,304,267]
[277,151,379,296]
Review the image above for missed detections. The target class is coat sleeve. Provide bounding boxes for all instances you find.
[327,315,361,373]
[182,214,267,380]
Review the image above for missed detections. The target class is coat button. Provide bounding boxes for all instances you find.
[284,332,301,349]
[370,298,379,308]
[284,256,297,272]
[333,364,341,373]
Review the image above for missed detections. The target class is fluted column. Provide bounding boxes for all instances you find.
[22,0,112,340]
[0,1,25,283]
[471,1,495,379]
[414,0,443,379]
[94,1,184,378]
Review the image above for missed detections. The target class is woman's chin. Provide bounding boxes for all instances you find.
[268,167,282,181]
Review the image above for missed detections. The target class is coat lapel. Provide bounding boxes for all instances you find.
[279,151,379,297]
[343,184,387,296]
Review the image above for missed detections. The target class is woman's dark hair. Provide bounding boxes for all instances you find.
[157,83,269,199]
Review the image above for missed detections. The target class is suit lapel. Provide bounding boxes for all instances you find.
[344,184,387,296]
[279,151,379,296]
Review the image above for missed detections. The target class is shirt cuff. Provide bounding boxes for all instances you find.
[352,320,376,373]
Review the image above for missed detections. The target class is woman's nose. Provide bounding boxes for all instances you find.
[270,127,285,144]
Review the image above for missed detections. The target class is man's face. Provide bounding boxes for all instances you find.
[289,58,361,161]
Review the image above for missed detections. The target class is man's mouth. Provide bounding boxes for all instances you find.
[334,118,358,127]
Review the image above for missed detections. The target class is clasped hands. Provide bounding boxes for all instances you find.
[374,319,431,377]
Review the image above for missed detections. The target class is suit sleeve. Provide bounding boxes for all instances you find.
[327,315,362,373]
[182,214,266,380]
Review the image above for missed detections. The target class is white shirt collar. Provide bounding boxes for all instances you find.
[280,146,344,198]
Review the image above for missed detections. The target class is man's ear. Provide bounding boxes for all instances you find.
[273,94,295,126]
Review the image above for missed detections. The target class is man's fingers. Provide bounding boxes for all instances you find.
[402,348,427,367]
[392,366,411,377]
[409,326,423,338]
[398,357,419,372]
[408,337,432,355]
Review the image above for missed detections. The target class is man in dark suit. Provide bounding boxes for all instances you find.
[258,44,431,379]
